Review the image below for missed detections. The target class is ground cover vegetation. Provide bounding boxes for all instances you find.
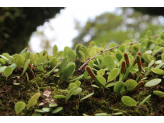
[1,29,164,116]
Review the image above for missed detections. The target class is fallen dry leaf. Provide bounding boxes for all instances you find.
[43,90,51,98]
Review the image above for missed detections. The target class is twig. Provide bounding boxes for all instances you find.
[78,34,159,72]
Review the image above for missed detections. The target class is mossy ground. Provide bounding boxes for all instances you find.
[0,66,164,116]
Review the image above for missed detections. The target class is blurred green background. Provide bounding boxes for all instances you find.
[0,7,164,55]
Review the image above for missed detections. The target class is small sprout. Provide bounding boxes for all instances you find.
[72,87,82,95]
[124,53,130,68]
[21,59,30,76]
[132,81,144,91]
[121,61,126,74]
[74,80,81,87]
[86,66,96,80]
[80,93,94,101]
[121,96,137,106]
[133,52,141,66]
[139,94,151,106]
[105,81,118,88]
[65,87,76,103]
[57,57,68,75]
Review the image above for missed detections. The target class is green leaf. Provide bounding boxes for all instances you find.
[52,107,63,114]
[13,83,20,85]
[74,80,81,87]
[148,60,154,69]
[49,57,57,68]
[94,76,106,88]
[42,108,52,112]
[153,91,164,97]
[139,94,151,106]
[37,65,44,71]
[121,96,137,106]
[30,53,36,64]
[68,83,77,90]
[65,87,76,103]
[21,59,30,76]
[91,84,100,88]
[15,101,26,115]
[4,66,13,80]
[119,44,125,53]
[114,81,124,93]
[54,95,65,98]
[68,49,76,62]
[0,58,6,65]
[57,57,68,75]
[97,69,105,76]
[0,54,10,62]
[95,113,110,116]
[63,46,71,57]
[125,79,137,91]
[0,66,7,73]
[152,47,163,56]
[49,103,58,108]
[155,60,163,65]
[73,87,82,95]
[151,68,164,75]
[10,63,17,70]
[115,50,123,61]
[144,79,161,87]
[103,55,114,70]
[26,93,40,109]
[60,63,75,81]
[12,54,25,68]
[80,93,94,101]
[35,109,45,113]
[31,113,42,116]
[44,63,60,77]
[105,81,118,88]
[142,53,150,63]
[35,53,47,66]
[107,68,119,82]
[53,45,58,57]
[88,60,94,68]
[57,51,63,58]
[20,47,27,55]
[162,53,164,61]
[25,52,31,59]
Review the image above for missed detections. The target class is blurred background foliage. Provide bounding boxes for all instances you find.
[0,7,164,55]
[0,7,64,55]
[72,7,164,49]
